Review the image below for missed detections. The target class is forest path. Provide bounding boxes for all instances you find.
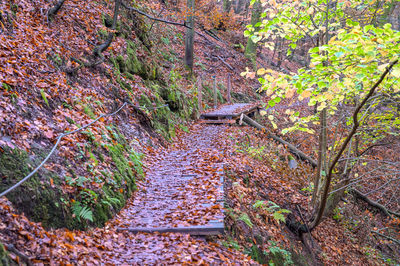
[117,124,224,229]
[90,124,252,264]
[0,124,254,264]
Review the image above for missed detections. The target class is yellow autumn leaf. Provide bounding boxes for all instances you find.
[285,88,295,98]
[391,67,400,78]
[257,68,266,75]
[378,63,389,72]
[317,102,327,111]
[325,92,334,101]
[301,90,312,99]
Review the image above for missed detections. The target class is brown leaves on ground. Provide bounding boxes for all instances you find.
[0,124,254,264]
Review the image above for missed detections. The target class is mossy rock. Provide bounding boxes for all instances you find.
[119,41,159,81]
[0,148,81,229]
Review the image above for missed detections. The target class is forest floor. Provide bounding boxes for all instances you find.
[0,124,255,264]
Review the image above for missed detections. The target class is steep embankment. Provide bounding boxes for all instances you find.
[0,0,199,232]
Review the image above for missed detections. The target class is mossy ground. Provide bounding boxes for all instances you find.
[0,243,16,266]
[0,124,143,230]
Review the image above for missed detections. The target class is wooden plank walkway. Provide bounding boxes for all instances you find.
[199,103,260,124]
[116,126,225,236]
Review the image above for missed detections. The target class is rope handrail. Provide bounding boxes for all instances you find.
[0,102,168,198]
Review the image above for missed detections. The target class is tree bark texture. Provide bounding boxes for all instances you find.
[245,0,262,68]
[184,0,195,71]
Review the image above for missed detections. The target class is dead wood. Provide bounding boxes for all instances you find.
[47,0,67,20]
[241,114,318,167]
[350,189,400,218]
[5,244,33,266]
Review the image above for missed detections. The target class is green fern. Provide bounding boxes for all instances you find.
[238,213,253,228]
[101,196,121,208]
[72,201,93,222]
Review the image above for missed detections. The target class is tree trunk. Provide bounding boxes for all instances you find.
[223,0,232,13]
[245,0,262,69]
[311,109,327,208]
[184,0,195,71]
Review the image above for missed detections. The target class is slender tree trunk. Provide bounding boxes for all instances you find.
[308,59,399,230]
[245,0,262,69]
[184,0,195,72]
[311,109,327,208]
[223,0,232,13]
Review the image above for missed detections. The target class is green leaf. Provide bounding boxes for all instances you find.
[238,213,253,228]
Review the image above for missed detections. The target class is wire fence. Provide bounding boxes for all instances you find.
[0,102,168,198]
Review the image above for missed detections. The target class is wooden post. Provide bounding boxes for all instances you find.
[197,76,203,117]
[213,76,217,109]
[227,74,232,104]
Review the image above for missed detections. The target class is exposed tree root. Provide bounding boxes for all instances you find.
[47,0,67,21]
[371,230,400,246]
[5,244,32,266]
[350,189,400,218]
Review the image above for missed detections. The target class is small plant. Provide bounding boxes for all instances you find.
[80,189,98,206]
[301,182,314,193]
[71,201,93,222]
[83,104,96,119]
[179,124,189,133]
[65,175,88,187]
[129,149,144,178]
[247,146,266,160]
[238,213,253,228]
[221,236,241,251]
[253,200,291,224]
[40,89,49,107]
[161,37,170,45]
[268,241,294,266]
[332,207,344,221]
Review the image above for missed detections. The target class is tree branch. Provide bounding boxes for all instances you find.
[121,1,190,28]
[309,59,399,230]
[241,114,318,167]
[351,189,400,218]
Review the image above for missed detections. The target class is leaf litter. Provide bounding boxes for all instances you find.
[0,124,254,264]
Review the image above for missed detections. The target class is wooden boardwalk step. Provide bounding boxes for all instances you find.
[198,119,236,124]
[117,223,224,236]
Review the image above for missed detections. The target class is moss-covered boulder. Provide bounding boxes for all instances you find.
[0,148,76,229]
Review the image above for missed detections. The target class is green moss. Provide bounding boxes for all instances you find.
[248,245,267,264]
[83,104,96,119]
[0,148,80,229]
[0,243,15,266]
